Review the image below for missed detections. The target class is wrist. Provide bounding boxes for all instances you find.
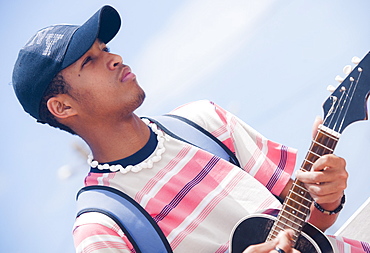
[314,194,346,215]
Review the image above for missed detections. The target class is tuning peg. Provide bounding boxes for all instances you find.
[327,85,336,93]
[351,56,361,65]
[335,75,344,83]
[343,65,352,75]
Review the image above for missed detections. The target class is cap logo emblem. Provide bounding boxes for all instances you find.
[25,26,65,57]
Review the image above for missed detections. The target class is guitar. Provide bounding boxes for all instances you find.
[229,52,370,253]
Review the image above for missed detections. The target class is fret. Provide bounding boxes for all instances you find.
[284,204,310,217]
[302,159,314,166]
[268,222,301,241]
[268,219,302,236]
[314,131,338,151]
[284,201,309,216]
[268,231,300,244]
[310,145,332,156]
[279,209,306,224]
[307,150,321,158]
[274,218,303,231]
[302,151,322,171]
[285,197,311,210]
[288,188,312,202]
[302,163,314,172]
[291,185,310,200]
[271,221,301,235]
[292,182,308,193]
[311,139,334,152]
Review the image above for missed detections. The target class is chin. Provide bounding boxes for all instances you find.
[137,89,146,106]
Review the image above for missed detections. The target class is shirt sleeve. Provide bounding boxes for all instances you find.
[327,235,370,253]
[169,100,297,196]
[73,212,133,253]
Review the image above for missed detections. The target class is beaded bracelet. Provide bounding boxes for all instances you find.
[314,194,346,215]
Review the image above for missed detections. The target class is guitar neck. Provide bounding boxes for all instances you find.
[267,125,340,243]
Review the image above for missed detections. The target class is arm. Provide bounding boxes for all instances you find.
[73,212,133,253]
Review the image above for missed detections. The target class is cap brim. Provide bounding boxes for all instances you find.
[61,5,121,69]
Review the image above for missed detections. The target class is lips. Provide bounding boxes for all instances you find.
[120,66,134,82]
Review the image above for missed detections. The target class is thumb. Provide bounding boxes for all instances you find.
[312,116,323,139]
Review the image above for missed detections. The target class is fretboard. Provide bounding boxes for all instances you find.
[266,125,340,244]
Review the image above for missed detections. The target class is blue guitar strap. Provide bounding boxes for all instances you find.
[76,185,172,253]
[145,114,240,167]
[76,114,240,253]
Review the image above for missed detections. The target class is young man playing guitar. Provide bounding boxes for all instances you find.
[12,5,367,253]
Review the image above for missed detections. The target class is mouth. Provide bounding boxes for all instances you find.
[120,66,135,82]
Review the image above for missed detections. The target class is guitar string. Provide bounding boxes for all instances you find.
[338,70,363,132]
[326,90,346,132]
[320,69,361,157]
[325,67,362,133]
[332,74,355,132]
[333,90,349,131]
[268,182,311,241]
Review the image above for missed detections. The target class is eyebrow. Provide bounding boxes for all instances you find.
[79,39,108,70]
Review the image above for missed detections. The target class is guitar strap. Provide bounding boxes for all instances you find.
[76,185,173,253]
[76,114,240,253]
[144,114,240,167]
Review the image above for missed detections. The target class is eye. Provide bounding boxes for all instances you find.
[81,56,92,68]
[103,46,110,53]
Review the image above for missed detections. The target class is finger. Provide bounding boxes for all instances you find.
[307,189,344,204]
[312,116,323,139]
[242,230,295,253]
[242,239,276,253]
[275,229,296,253]
[295,155,347,203]
[310,154,346,173]
[296,155,347,183]
[296,173,346,201]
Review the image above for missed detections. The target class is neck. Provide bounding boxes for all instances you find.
[77,114,150,163]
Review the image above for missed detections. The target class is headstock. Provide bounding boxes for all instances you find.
[322,52,370,134]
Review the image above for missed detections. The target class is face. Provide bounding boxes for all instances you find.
[60,39,145,121]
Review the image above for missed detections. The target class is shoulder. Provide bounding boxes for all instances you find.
[168,100,228,128]
[169,100,217,115]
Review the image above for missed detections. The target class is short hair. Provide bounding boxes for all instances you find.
[38,74,76,135]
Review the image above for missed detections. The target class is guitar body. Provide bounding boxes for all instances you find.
[230,209,334,253]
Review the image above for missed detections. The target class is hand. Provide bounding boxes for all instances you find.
[296,116,348,206]
[296,154,347,204]
[243,229,300,253]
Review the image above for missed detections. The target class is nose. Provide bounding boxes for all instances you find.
[107,53,123,70]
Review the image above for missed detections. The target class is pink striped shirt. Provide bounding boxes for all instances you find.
[73,100,368,253]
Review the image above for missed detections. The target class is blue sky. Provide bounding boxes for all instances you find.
[1,0,370,252]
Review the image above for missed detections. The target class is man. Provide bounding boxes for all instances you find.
[12,5,364,253]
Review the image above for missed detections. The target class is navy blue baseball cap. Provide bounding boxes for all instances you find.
[12,5,121,120]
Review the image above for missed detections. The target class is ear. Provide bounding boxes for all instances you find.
[46,95,77,119]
